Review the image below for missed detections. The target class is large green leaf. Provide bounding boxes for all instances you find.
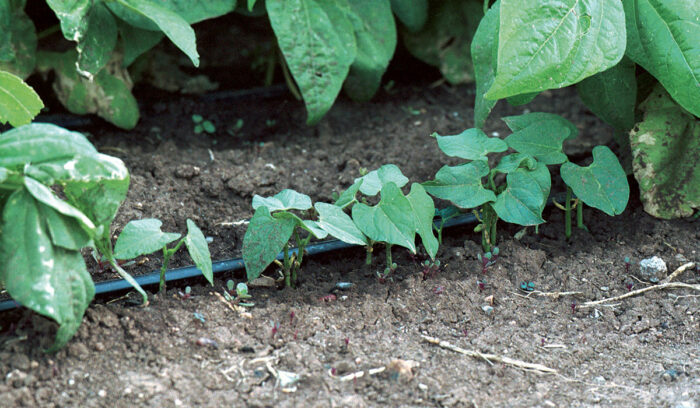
[266,0,357,124]
[390,0,427,32]
[116,18,164,67]
[39,204,92,251]
[629,84,700,218]
[0,123,96,170]
[109,0,236,28]
[37,50,139,129]
[76,3,118,76]
[503,113,575,164]
[0,5,36,78]
[46,0,91,42]
[352,182,416,253]
[433,128,507,161]
[493,164,550,225]
[0,188,95,352]
[577,56,637,130]
[405,183,438,259]
[23,176,95,234]
[622,0,700,117]
[111,0,199,67]
[0,70,43,127]
[486,0,626,99]
[242,206,297,281]
[355,164,408,196]
[422,161,496,209]
[343,0,396,101]
[471,0,500,128]
[314,202,368,245]
[252,189,312,212]
[113,219,181,260]
[402,0,482,85]
[561,146,629,216]
[184,219,213,286]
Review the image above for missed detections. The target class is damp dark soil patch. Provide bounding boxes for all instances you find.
[1,82,698,408]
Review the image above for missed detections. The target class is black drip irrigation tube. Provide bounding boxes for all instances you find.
[0,211,479,312]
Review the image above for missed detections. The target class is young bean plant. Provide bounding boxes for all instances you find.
[242,165,439,286]
[423,112,628,251]
[113,218,213,294]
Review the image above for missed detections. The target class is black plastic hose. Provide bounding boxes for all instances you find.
[0,212,480,312]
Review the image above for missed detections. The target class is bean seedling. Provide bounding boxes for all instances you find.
[192,114,216,135]
[477,247,499,274]
[113,218,213,294]
[423,113,628,251]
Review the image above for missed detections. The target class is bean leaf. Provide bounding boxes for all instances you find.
[406,183,438,260]
[0,70,43,127]
[486,0,626,99]
[433,128,507,161]
[114,219,181,260]
[314,202,368,246]
[493,164,551,225]
[422,161,496,209]
[252,189,312,212]
[561,145,629,216]
[242,206,297,281]
[184,219,213,286]
[355,164,408,196]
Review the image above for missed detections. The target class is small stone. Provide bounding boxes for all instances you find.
[68,342,90,360]
[9,354,30,371]
[386,359,419,381]
[674,253,688,264]
[98,389,107,397]
[418,383,428,391]
[638,256,667,282]
[592,375,606,385]
[481,305,494,315]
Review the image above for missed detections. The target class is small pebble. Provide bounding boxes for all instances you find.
[98,390,107,398]
[481,305,494,315]
[638,256,667,282]
[592,376,606,385]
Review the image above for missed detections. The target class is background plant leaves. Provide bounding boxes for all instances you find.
[577,56,637,131]
[629,84,699,218]
[390,0,427,32]
[486,0,626,99]
[622,0,700,117]
[0,70,43,127]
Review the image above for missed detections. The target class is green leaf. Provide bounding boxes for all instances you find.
[37,50,140,129]
[577,56,636,130]
[248,0,257,12]
[0,123,96,170]
[502,112,578,137]
[46,0,91,42]
[355,164,408,196]
[405,183,438,259]
[314,202,367,245]
[561,146,629,216]
[0,188,95,352]
[266,0,357,124]
[39,204,91,251]
[503,113,576,164]
[506,91,538,106]
[493,164,551,225]
[422,161,496,209]
[23,177,96,234]
[629,84,699,218]
[334,179,363,208]
[252,189,312,212]
[402,0,482,85]
[242,206,297,281]
[76,3,118,76]
[0,5,37,78]
[471,0,500,128]
[113,219,181,260]
[433,128,507,161]
[343,0,397,101]
[301,219,329,239]
[390,0,427,32]
[622,0,700,117]
[493,153,537,174]
[0,70,43,127]
[116,20,164,67]
[184,219,213,286]
[351,182,416,253]
[64,175,130,243]
[486,0,626,99]
[112,0,199,67]
[110,0,236,27]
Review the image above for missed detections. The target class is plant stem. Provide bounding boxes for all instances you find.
[565,186,572,239]
[160,239,185,293]
[576,200,587,231]
[385,244,393,268]
[365,240,374,266]
[283,243,291,287]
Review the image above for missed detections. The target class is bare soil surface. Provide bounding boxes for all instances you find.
[1,77,699,407]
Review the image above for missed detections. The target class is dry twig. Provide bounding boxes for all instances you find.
[579,262,697,308]
[421,335,557,374]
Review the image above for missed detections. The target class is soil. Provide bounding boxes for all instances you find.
[1,40,699,408]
